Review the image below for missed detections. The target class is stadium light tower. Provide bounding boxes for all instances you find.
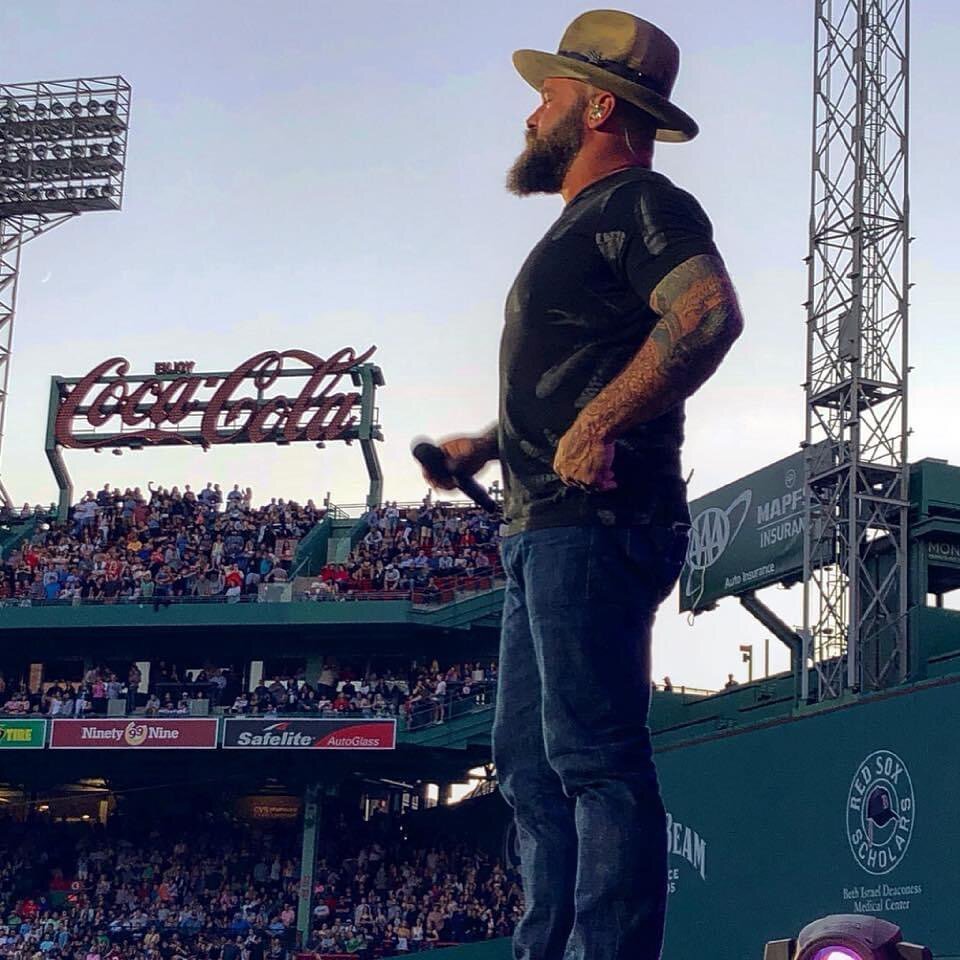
[802,1,910,700]
[0,75,131,506]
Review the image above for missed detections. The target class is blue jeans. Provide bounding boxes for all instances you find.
[492,523,688,960]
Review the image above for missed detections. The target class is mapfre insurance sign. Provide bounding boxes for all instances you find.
[50,718,218,749]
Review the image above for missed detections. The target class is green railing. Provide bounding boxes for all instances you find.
[0,514,41,559]
[289,515,334,579]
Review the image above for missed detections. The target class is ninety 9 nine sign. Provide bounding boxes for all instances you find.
[50,718,218,749]
[679,449,817,613]
[223,718,397,750]
[52,347,377,450]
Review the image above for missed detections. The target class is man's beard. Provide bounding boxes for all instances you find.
[505,101,586,196]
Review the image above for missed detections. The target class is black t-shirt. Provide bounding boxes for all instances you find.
[498,167,719,535]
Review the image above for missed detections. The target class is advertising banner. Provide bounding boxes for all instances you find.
[49,718,218,749]
[222,718,396,750]
[679,445,831,613]
[925,538,960,569]
[657,677,960,959]
[235,795,303,821]
[0,718,46,749]
[52,348,376,450]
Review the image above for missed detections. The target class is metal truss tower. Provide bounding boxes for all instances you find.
[0,76,130,507]
[802,0,910,699]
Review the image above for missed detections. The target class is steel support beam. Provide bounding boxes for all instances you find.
[0,217,22,507]
[803,0,910,698]
[739,591,804,704]
[296,784,320,947]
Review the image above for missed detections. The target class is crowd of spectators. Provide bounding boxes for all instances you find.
[0,483,323,606]
[307,836,522,955]
[0,489,505,608]
[0,504,56,523]
[228,661,495,728]
[301,502,501,601]
[0,659,498,730]
[0,803,522,959]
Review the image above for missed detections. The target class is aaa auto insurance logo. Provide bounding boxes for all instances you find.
[683,489,752,598]
[847,750,915,875]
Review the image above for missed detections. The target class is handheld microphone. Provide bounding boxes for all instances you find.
[411,438,500,516]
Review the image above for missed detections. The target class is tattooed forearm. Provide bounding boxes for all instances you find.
[576,254,742,440]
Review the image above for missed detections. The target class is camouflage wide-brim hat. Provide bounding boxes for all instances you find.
[513,9,698,143]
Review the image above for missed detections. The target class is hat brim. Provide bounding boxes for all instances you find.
[512,49,698,143]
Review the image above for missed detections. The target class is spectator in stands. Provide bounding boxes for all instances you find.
[432,675,448,724]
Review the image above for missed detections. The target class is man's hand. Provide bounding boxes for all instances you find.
[553,420,617,491]
[420,430,498,491]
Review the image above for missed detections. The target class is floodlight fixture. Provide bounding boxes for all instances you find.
[0,75,131,506]
[764,915,932,960]
[0,75,130,216]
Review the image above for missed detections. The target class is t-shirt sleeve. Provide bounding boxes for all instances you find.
[615,179,720,304]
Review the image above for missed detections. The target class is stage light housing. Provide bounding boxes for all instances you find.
[764,915,932,960]
[0,75,130,217]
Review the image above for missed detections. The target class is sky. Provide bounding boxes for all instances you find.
[2,0,959,690]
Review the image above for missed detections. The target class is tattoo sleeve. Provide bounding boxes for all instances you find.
[575,254,743,440]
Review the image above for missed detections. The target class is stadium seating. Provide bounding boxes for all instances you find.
[0,488,502,609]
[4,660,498,733]
[296,502,502,604]
[0,483,319,605]
[0,802,522,958]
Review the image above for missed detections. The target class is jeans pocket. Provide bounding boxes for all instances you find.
[656,523,690,604]
[624,523,689,606]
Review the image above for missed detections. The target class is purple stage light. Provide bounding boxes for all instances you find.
[811,948,865,960]
[766,914,932,960]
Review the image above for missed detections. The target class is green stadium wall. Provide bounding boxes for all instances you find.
[422,675,960,959]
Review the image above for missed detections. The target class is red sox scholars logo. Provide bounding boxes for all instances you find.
[847,749,915,876]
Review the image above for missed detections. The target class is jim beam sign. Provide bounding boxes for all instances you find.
[53,347,377,450]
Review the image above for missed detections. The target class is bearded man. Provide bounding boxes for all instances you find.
[420,11,743,960]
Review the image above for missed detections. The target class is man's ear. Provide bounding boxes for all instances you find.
[586,91,617,128]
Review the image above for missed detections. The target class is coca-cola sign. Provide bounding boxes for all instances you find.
[53,347,376,449]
